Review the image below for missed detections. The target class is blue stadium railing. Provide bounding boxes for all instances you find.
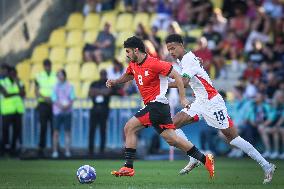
[4,96,229,153]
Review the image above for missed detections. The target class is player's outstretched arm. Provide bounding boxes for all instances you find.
[168,77,190,88]
[106,73,134,88]
[168,69,190,108]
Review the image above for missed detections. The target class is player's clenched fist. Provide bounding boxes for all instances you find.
[106,79,116,88]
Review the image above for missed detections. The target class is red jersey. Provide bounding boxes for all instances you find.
[126,55,173,105]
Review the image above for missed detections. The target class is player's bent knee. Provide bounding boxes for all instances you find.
[124,117,142,135]
[173,112,194,129]
[164,135,178,147]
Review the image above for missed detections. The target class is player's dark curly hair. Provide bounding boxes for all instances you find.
[124,36,146,53]
[165,34,184,44]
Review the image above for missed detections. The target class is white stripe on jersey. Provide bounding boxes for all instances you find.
[175,51,218,100]
[151,75,169,104]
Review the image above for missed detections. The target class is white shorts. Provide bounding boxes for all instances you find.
[181,94,233,129]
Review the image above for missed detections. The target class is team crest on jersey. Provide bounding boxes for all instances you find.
[145,70,149,76]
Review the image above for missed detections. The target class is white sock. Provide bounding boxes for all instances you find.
[175,129,199,163]
[230,136,270,170]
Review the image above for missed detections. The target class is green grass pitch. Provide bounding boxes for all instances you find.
[0,158,283,189]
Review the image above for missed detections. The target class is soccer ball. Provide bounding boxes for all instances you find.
[76,165,96,184]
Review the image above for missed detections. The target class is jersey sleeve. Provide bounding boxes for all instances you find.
[126,64,134,75]
[181,53,200,78]
[152,60,173,76]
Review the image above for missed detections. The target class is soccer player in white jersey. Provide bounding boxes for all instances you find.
[165,34,276,184]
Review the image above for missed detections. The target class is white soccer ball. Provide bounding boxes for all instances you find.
[76,165,96,184]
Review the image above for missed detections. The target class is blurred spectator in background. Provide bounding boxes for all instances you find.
[265,72,279,100]
[243,78,258,99]
[167,21,183,35]
[135,23,149,40]
[152,0,174,30]
[258,90,284,159]
[137,0,157,13]
[229,5,250,40]
[83,0,96,16]
[148,26,162,53]
[35,59,57,156]
[211,8,227,36]
[186,0,213,26]
[245,7,270,52]
[202,21,222,51]
[0,67,25,156]
[123,0,137,12]
[88,70,111,155]
[247,40,273,66]
[218,30,243,71]
[0,64,10,80]
[107,59,126,96]
[246,0,258,20]
[275,90,284,159]
[193,37,213,72]
[176,0,191,26]
[242,61,262,82]
[263,0,283,19]
[51,69,75,158]
[83,0,116,14]
[273,38,284,65]
[83,22,115,64]
[244,93,274,147]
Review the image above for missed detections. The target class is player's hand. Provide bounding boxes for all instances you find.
[180,98,191,110]
[106,79,116,88]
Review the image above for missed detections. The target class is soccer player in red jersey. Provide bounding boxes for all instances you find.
[106,36,214,178]
[165,34,276,184]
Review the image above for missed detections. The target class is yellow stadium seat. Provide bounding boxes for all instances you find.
[66,12,84,30]
[98,61,113,72]
[65,64,80,80]
[16,62,31,81]
[99,11,117,31]
[133,13,150,31]
[69,80,80,97]
[188,28,203,39]
[84,30,98,44]
[80,81,91,98]
[31,64,43,80]
[31,45,49,63]
[66,46,83,64]
[149,13,157,26]
[52,64,64,73]
[84,13,100,31]
[48,28,66,47]
[116,13,133,32]
[49,47,66,64]
[116,31,133,48]
[66,30,84,47]
[80,62,99,81]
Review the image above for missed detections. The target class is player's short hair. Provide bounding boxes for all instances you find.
[165,34,183,44]
[124,36,146,53]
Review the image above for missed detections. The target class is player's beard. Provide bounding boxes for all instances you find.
[127,54,138,62]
